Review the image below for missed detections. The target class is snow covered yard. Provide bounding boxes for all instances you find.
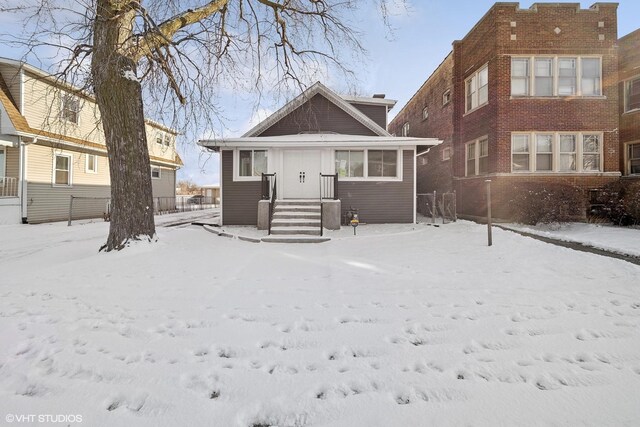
[1,220,639,426]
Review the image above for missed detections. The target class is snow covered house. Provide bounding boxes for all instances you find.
[0,57,182,224]
[199,82,440,237]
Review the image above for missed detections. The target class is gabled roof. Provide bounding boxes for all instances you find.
[243,82,391,137]
[0,72,30,133]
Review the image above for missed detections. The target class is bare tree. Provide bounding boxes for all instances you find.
[0,0,405,251]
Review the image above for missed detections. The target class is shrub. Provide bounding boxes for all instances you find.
[509,183,585,225]
[598,180,640,226]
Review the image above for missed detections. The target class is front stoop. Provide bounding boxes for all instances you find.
[263,199,329,243]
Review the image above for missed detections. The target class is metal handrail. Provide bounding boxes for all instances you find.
[320,173,338,200]
[268,173,277,235]
[319,173,323,236]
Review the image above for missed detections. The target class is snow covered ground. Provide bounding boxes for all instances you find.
[502,222,640,258]
[1,218,639,426]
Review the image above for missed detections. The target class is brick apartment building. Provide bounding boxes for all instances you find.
[390,2,638,220]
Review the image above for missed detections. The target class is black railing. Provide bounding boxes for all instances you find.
[320,173,338,200]
[262,173,277,235]
[261,173,276,200]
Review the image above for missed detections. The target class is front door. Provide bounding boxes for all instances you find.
[283,150,321,199]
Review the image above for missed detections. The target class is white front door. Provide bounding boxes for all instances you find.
[283,150,321,199]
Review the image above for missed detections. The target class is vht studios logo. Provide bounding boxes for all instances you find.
[5,414,83,424]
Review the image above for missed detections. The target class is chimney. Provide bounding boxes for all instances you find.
[373,93,386,99]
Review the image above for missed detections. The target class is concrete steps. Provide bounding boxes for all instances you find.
[264,199,328,242]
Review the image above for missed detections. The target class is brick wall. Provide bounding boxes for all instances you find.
[618,29,640,174]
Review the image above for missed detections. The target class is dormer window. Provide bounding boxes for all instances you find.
[61,93,80,124]
[402,122,410,137]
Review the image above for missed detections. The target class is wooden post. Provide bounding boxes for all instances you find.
[485,180,492,246]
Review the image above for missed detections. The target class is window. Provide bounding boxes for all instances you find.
[442,90,451,106]
[511,132,602,173]
[441,146,451,161]
[336,149,400,179]
[164,135,172,147]
[86,154,98,173]
[466,143,476,176]
[402,122,410,137]
[465,65,489,112]
[238,150,267,177]
[624,76,640,112]
[151,167,161,179]
[368,150,398,178]
[478,138,488,174]
[61,94,80,124]
[54,154,71,186]
[511,58,529,96]
[335,150,364,178]
[422,107,429,120]
[627,143,640,175]
[156,133,164,145]
[511,56,601,97]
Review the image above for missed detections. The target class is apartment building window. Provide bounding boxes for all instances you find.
[627,143,640,175]
[335,150,364,178]
[465,137,488,176]
[466,65,488,112]
[511,132,602,173]
[442,90,451,106]
[422,107,429,120]
[86,154,98,173]
[61,94,80,124]
[441,146,451,161]
[54,154,72,186]
[402,122,410,137]
[624,76,640,112]
[511,56,601,97]
[151,167,161,179]
[368,150,398,178]
[238,150,267,177]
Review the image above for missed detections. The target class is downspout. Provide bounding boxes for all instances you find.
[18,69,28,223]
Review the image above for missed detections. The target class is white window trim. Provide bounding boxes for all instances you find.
[623,74,640,114]
[510,55,603,98]
[442,90,451,106]
[334,148,403,182]
[85,154,98,174]
[624,141,640,175]
[52,153,73,187]
[402,122,410,137]
[511,132,604,173]
[155,131,165,145]
[465,137,489,176]
[233,149,270,182]
[60,92,80,126]
[441,146,451,161]
[151,166,162,179]
[465,64,489,114]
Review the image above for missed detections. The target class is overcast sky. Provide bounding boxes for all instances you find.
[2,1,638,186]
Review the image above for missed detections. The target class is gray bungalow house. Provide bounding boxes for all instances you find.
[199,82,440,241]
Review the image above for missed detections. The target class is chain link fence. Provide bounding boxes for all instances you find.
[417,191,457,224]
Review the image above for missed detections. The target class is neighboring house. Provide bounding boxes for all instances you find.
[200,82,439,233]
[201,184,220,204]
[619,29,640,177]
[390,2,622,220]
[0,57,182,224]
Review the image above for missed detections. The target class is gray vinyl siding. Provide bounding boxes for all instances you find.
[151,168,175,199]
[27,183,111,223]
[338,150,414,223]
[350,103,387,130]
[221,150,261,225]
[259,94,377,137]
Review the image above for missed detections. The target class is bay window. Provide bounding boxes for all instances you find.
[624,76,640,112]
[627,143,640,175]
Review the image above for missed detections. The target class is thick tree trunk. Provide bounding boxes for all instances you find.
[91,1,155,251]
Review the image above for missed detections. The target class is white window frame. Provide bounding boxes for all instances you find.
[442,90,451,106]
[60,93,80,125]
[465,137,489,176]
[151,167,161,179]
[465,64,489,113]
[510,56,603,97]
[155,132,165,145]
[441,146,451,161]
[623,75,640,113]
[85,154,98,174]
[625,141,640,175]
[233,149,269,182]
[402,122,410,137]
[510,132,604,173]
[53,153,73,187]
[334,148,403,182]
[422,107,429,120]
[335,149,365,178]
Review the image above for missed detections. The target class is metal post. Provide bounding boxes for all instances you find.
[67,196,74,226]
[485,180,492,247]
[432,191,437,224]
